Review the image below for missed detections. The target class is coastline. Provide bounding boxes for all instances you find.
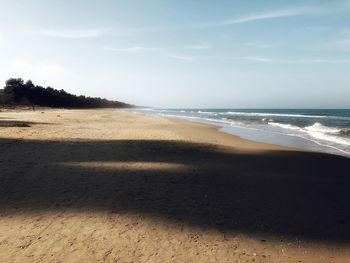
[154,112,303,153]
[131,108,350,158]
[0,108,349,262]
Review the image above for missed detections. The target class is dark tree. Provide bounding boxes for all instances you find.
[0,78,131,108]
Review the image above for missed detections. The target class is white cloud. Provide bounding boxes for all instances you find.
[31,27,111,39]
[167,54,195,61]
[0,32,3,45]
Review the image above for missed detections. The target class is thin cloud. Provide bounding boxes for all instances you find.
[73,2,348,38]
[106,5,334,36]
[0,32,3,45]
[239,57,276,63]
[237,56,350,64]
[103,46,163,53]
[304,26,330,32]
[316,38,350,52]
[103,44,210,53]
[132,9,310,31]
[223,8,308,25]
[338,29,350,37]
[184,44,210,50]
[223,1,350,26]
[31,27,111,39]
[167,54,195,61]
[174,7,326,29]
[329,39,350,51]
[244,41,284,49]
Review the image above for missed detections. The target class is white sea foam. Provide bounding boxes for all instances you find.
[304,127,350,147]
[140,108,156,111]
[268,121,350,147]
[225,111,325,118]
[197,110,217,115]
[285,133,350,155]
[268,122,302,131]
[305,122,341,134]
[223,111,350,120]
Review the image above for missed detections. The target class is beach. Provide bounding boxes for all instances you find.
[132,108,350,158]
[0,108,349,262]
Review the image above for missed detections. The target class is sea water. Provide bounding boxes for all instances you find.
[128,108,350,158]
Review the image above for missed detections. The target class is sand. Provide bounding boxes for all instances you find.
[0,108,349,263]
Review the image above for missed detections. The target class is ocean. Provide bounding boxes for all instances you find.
[128,108,350,158]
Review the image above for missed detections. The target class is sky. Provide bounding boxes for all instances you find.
[0,0,349,108]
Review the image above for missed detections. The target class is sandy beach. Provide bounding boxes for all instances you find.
[0,108,349,263]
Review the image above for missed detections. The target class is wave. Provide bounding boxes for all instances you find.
[284,133,350,155]
[197,110,217,115]
[268,122,302,131]
[304,123,350,146]
[223,111,350,120]
[340,129,350,136]
[268,121,350,147]
[305,123,342,134]
[138,108,156,111]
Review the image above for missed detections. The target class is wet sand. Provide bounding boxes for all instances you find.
[0,108,349,262]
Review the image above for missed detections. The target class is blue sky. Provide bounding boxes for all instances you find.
[0,0,349,108]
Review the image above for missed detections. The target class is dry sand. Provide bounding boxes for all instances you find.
[0,108,349,263]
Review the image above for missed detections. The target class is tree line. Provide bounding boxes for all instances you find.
[0,78,131,108]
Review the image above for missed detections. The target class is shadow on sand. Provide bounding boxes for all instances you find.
[0,137,349,243]
[0,120,51,127]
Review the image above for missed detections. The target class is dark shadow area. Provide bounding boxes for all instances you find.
[0,120,51,127]
[0,138,349,243]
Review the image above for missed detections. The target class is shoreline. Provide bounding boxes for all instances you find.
[0,108,349,262]
[129,108,350,158]
[154,112,302,152]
